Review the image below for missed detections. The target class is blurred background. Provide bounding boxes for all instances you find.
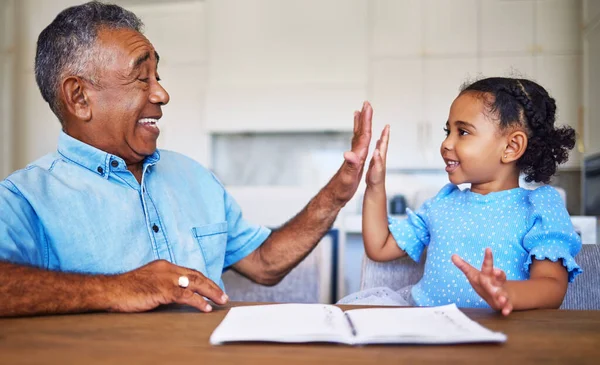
[0,0,598,299]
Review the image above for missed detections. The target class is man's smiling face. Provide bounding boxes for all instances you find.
[82,27,170,165]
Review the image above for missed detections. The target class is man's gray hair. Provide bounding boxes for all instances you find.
[35,1,144,122]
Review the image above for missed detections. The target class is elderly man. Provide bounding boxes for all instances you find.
[0,2,373,316]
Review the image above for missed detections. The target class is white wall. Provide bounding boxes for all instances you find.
[0,0,15,179]
[2,0,587,173]
[12,0,81,171]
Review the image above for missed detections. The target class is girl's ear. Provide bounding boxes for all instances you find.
[503,130,528,163]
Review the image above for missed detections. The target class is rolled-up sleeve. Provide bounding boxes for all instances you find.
[221,188,271,269]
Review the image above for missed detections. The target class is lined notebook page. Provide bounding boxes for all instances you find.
[346,304,506,344]
[210,304,352,344]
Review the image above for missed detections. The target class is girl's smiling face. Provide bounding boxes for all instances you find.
[440,92,520,194]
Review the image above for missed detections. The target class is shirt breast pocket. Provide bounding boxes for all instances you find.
[192,222,228,282]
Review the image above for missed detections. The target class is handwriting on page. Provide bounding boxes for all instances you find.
[322,305,337,330]
[345,306,483,340]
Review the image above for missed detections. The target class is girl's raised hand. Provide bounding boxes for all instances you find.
[451,248,513,316]
[365,124,390,187]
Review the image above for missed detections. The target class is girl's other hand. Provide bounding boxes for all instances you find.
[451,248,513,316]
[365,124,390,187]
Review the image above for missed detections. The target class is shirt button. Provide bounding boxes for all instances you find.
[97,166,104,174]
[111,160,118,168]
[152,224,159,233]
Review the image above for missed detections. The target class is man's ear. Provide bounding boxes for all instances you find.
[61,76,92,121]
[503,130,528,163]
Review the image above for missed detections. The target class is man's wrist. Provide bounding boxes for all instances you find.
[315,184,345,212]
[318,173,349,209]
[88,274,121,312]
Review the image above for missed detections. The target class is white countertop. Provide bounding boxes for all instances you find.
[341,214,405,235]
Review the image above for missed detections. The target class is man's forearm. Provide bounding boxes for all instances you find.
[247,176,345,285]
[0,261,111,317]
[236,102,372,285]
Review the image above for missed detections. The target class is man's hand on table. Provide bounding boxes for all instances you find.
[108,260,229,313]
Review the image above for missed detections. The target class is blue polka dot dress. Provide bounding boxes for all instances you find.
[388,183,582,308]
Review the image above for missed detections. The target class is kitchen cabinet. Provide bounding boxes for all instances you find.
[370,0,583,170]
[536,55,583,168]
[205,86,366,133]
[422,57,478,168]
[538,0,582,55]
[370,58,428,169]
[371,57,477,170]
[205,0,368,132]
[480,0,534,55]
[534,0,583,168]
[584,0,600,25]
[583,1,600,157]
[422,0,478,56]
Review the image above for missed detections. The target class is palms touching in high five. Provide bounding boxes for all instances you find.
[336,102,374,203]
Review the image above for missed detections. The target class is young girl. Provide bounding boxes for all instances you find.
[357,77,582,315]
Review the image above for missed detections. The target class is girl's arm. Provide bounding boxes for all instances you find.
[362,125,407,262]
[452,248,568,316]
[503,259,568,310]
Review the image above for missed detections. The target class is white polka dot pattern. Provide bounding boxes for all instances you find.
[387,184,583,308]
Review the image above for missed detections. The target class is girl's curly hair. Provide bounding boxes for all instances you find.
[461,77,576,184]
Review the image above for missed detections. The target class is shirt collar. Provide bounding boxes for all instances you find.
[57,131,161,179]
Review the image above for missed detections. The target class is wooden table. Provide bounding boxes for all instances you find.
[1,302,599,364]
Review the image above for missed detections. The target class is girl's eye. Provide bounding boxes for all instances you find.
[458,129,469,136]
[443,127,450,136]
[138,78,149,83]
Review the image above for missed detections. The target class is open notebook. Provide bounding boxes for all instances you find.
[210,303,506,345]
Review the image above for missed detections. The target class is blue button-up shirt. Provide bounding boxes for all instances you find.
[0,132,271,289]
